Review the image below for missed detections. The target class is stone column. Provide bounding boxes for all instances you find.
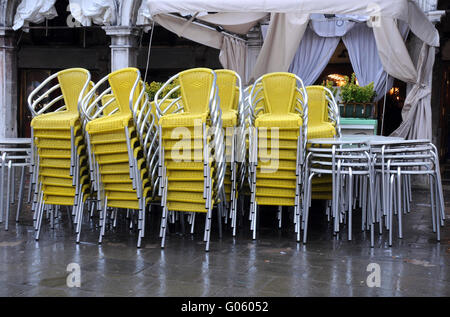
[0,29,17,138]
[103,26,140,72]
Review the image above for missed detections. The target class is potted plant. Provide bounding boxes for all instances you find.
[339,73,376,118]
[145,80,180,102]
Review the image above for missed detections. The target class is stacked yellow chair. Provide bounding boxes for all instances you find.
[154,67,226,251]
[28,68,93,242]
[302,86,341,219]
[81,67,155,247]
[214,70,244,236]
[248,72,308,240]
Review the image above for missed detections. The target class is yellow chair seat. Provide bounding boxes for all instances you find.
[222,110,237,127]
[256,178,296,189]
[311,192,332,200]
[259,159,297,169]
[256,187,295,198]
[165,161,204,170]
[256,196,295,206]
[159,112,208,128]
[258,148,298,161]
[307,122,336,139]
[255,113,302,128]
[166,191,207,204]
[166,201,209,213]
[31,111,79,130]
[256,170,297,180]
[167,180,205,192]
[86,113,133,134]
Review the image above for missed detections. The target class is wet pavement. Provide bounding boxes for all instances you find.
[0,174,449,297]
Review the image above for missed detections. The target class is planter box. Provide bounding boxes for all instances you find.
[340,117,378,136]
[339,102,376,119]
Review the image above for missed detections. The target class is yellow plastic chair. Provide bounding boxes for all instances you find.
[154,68,226,251]
[214,69,245,236]
[81,67,155,247]
[248,72,308,239]
[27,68,92,242]
[304,85,341,202]
[305,85,341,140]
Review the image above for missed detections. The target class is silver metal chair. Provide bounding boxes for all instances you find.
[80,67,155,247]
[303,138,375,246]
[371,139,444,246]
[0,144,32,230]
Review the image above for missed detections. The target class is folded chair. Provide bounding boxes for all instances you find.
[154,67,226,251]
[27,68,93,241]
[248,72,308,239]
[81,67,155,247]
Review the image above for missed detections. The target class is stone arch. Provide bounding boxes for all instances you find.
[0,0,20,28]
[119,0,142,27]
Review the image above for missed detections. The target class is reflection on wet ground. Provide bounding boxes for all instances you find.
[0,178,449,296]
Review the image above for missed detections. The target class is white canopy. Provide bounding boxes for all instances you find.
[144,0,439,141]
[145,0,439,47]
[13,0,57,31]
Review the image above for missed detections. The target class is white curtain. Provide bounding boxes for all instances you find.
[390,43,435,140]
[69,0,116,26]
[288,26,340,86]
[342,21,410,102]
[342,23,390,101]
[219,36,247,79]
[251,12,309,81]
[13,0,57,31]
[371,17,417,84]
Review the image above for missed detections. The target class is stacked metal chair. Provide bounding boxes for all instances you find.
[247,72,308,239]
[154,67,226,251]
[0,144,32,230]
[303,140,375,246]
[27,68,92,241]
[214,70,245,235]
[303,86,341,202]
[371,139,444,246]
[81,67,156,247]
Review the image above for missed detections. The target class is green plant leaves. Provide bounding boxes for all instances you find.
[145,80,180,102]
[339,73,375,103]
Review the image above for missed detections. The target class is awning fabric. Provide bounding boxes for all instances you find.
[13,0,57,31]
[144,0,439,47]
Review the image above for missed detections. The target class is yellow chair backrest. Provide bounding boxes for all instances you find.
[306,86,329,125]
[233,86,240,111]
[57,68,90,113]
[101,94,118,116]
[261,72,297,115]
[178,68,214,114]
[215,69,237,112]
[107,67,141,115]
[151,99,181,119]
